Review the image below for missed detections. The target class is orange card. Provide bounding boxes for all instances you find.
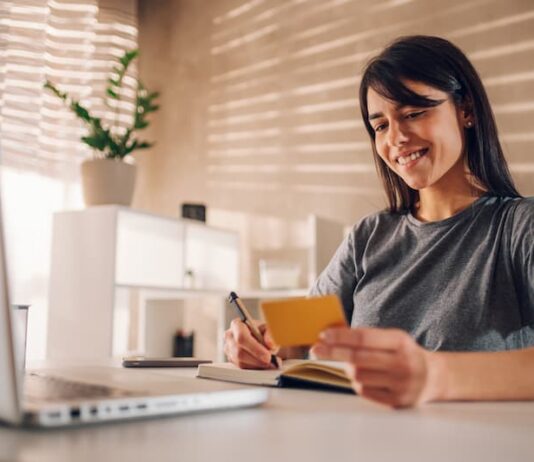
[260,295,347,347]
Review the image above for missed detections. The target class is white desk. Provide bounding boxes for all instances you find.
[1,363,533,462]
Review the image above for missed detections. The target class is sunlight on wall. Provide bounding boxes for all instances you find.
[205,0,534,209]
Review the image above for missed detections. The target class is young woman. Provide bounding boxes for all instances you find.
[223,35,534,408]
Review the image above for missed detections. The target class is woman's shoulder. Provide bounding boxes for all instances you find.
[498,196,534,261]
[483,196,534,248]
[488,195,534,222]
[348,208,405,237]
[510,196,534,213]
[506,196,534,229]
[485,195,533,207]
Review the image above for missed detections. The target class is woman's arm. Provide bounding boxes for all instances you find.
[311,326,534,408]
[432,347,534,401]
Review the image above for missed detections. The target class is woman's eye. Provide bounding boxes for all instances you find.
[405,110,425,120]
[374,123,387,133]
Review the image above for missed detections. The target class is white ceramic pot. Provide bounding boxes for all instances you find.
[80,158,137,206]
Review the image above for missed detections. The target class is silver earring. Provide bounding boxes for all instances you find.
[466,121,473,128]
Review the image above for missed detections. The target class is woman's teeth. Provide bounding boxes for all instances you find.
[397,149,427,166]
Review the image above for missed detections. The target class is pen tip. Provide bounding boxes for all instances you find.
[228,291,237,302]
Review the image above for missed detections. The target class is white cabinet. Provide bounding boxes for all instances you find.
[46,206,239,360]
[115,211,186,288]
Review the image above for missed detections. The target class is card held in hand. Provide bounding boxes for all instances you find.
[260,295,347,347]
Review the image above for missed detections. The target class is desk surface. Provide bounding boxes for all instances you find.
[1,363,534,462]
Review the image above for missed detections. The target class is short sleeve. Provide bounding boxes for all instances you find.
[510,197,534,323]
[309,229,357,323]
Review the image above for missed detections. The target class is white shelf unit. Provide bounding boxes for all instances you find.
[138,289,309,362]
[46,206,239,360]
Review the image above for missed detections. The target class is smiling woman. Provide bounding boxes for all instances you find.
[309,35,534,407]
[223,35,534,408]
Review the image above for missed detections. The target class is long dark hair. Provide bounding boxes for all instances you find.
[359,35,521,213]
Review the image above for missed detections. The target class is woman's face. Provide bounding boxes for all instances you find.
[366,81,471,191]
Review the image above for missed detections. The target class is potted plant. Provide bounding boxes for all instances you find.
[44,49,159,206]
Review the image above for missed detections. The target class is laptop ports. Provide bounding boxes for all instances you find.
[70,407,81,420]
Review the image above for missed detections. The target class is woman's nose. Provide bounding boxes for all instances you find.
[387,121,410,147]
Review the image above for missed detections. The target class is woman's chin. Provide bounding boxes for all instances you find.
[402,177,429,190]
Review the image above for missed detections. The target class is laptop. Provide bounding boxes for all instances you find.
[0,203,268,428]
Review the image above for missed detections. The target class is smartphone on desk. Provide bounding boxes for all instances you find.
[122,356,212,368]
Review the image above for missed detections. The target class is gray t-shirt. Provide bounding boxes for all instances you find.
[311,196,534,352]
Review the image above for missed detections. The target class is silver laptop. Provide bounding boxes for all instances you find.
[0,202,268,428]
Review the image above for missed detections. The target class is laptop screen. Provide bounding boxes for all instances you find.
[0,198,22,424]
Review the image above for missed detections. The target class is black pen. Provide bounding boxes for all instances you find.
[228,291,279,368]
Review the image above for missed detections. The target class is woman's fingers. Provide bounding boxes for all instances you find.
[311,344,403,375]
[258,323,279,353]
[345,363,422,408]
[312,326,433,407]
[224,318,274,369]
[320,326,410,351]
[359,386,397,407]
[224,336,272,369]
[230,319,272,360]
[352,368,399,389]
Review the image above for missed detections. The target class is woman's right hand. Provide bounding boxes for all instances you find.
[224,318,280,369]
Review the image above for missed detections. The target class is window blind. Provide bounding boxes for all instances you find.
[0,0,137,178]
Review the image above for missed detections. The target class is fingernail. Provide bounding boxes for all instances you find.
[319,330,332,342]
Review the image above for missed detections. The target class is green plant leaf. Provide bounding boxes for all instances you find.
[124,139,138,155]
[134,119,149,129]
[106,88,118,99]
[120,49,139,67]
[71,103,89,121]
[44,80,67,101]
[107,77,120,87]
[43,48,159,159]
[81,134,106,151]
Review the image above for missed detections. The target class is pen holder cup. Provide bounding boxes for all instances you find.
[173,331,194,357]
[12,305,30,372]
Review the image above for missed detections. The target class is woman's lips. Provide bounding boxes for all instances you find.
[396,148,429,167]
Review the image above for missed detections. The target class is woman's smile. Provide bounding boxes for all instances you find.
[395,147,429,167]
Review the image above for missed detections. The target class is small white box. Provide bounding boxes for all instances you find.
[259,260,301,290]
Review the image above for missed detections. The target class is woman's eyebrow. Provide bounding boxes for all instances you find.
[369,99,445,121]
[369,102,410,120]
[368,111,384,121]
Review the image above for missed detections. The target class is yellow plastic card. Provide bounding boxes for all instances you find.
[260,295,347,347]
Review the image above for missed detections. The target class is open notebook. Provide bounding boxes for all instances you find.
[197,360,355,394]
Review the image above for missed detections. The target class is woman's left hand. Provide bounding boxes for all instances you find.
[310,327,440,408]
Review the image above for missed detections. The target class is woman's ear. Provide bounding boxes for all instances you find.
[460,98,474,128]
